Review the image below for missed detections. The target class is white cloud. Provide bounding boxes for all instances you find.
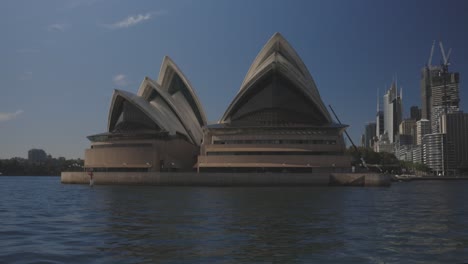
[19,71,33,81]
[0,110,24,122]
[113,74,128,86]
[47,23,70,32]
[105,11,167,29]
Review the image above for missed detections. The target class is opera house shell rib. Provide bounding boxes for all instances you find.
[197,33,351,172]
[84,56,207,172]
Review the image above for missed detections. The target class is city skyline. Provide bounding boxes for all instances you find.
[2,0,468,159]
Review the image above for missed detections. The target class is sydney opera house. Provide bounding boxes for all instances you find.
[84,33,351,173]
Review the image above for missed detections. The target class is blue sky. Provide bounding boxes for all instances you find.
[1,0,467,159]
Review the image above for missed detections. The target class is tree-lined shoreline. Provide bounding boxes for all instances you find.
[0,157,83,176]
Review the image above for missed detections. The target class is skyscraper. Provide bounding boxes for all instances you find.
[376,110,384,137]
[416,119,431,145]
[412,145,423,164]
[363,122,376,148]
[383,81,402,143]
[399,119,416,145]
[360,134,366,147]
[422,133,449,175]
[376,93,384,137]
[410,106,421,121]
[440,112,468,172]
[431,105,459,133]
[419,41,464,175]
[421,41,460,122]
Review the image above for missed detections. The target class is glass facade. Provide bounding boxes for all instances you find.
[229,73,328,126]
[206,151,341,156]
[213,139,336,145]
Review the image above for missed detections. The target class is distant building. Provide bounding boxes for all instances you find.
[440,112,468,172]
[430,69,460,109]
[363,122,376,148]
[421,66,459,121]
[397,145,413,162]
[374,133,393,153]
[420,41,460,122]
[399,119,416,145]
[383,82,402,143]
[394,134,413,161]
[411,145,423,164]
[376,95,384,138]
[376,110,384,137]
[410,106,421,121]
[422,133,444,175]
[418,41,465,175]
[416,119,431,145]
[431,105,459,133]
[422,133,454,176]
[28,149,47,163]
[394,142,422,166]
[395,134,413,147]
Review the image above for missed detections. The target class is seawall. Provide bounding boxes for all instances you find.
[61,172,391,187]
[394,176,468,182]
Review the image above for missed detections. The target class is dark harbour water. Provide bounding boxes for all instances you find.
[0,177,467,263]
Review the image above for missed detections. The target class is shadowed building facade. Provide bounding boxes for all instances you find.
[440,112,468,174]
[196,33,350,172]
[421,66,460,122]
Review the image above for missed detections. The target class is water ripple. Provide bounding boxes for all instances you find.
[1,177,468,263]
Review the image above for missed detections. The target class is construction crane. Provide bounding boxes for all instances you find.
[328,105,369,170]
[428,40,435,67]
[439,41,452,70]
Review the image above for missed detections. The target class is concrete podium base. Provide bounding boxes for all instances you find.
[61,172,391,187]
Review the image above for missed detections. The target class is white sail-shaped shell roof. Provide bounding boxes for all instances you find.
[107,57,207,145]
[221,32,332,125]
[155,56,207,127]
[108,89,187,136]
[104,34,335,145]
